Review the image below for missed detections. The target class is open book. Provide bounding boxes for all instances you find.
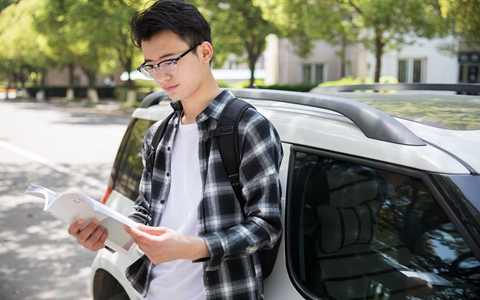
[25,183,137,256]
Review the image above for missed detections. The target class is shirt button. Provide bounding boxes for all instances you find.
[160,200,165,204]
[166,172,170,177]
[167,147,171,151]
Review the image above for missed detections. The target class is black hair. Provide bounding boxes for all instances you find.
[130,0,211,50]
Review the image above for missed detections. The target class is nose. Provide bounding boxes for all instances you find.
[153,70,171,85]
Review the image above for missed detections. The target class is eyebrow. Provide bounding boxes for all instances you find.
[144,51,177,64]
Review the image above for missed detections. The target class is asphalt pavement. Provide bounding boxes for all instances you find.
[0,98,131,300]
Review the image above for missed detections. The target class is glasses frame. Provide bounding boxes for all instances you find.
[137,43,201,78]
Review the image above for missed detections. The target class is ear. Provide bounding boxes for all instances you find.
[199,42,214,63]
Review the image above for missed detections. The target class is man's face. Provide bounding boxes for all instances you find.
[140,30,204,101]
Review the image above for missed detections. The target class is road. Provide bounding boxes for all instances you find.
[0,99,131,300]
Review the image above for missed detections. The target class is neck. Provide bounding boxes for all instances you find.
[181,75,221,124]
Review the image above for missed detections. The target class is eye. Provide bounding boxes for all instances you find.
[161,60,176,66]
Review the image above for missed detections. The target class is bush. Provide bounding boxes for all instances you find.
[25,86,116,100]
[257,83,317,92]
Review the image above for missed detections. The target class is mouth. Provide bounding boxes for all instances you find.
[163,84,178,93]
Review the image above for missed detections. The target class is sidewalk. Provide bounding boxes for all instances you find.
[48,99,134,116]
[3,97,134,116]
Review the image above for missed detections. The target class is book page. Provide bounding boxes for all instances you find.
[92,200,137,228]
[24,183,59,210]
[45,192,97,226]
[100,218,135,252]
[25,184,137,255]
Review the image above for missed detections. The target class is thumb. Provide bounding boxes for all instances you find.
[137,224,167,236]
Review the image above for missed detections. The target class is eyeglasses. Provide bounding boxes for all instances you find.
[137,43,201,78]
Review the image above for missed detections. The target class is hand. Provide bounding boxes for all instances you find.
[404,276,433,297]
[123,224,210,265]
[67,219,108,252]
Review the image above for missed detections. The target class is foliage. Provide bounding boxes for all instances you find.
[193,0,278,87]
[0,0,146,101]
[0,0,479,95]
[216,80,230,88]
[0,0,18,11]
[228,78,265,89]
[438,0,480,47]
[254,0,451,82]
[319,76,398,86]
[258,83,317,92]
[0,0,54,87]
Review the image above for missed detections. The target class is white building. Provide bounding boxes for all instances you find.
[264,34,480,86]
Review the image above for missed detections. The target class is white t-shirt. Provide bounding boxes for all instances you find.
[136,121,205,300]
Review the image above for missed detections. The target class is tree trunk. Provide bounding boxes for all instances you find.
[82,67,99,103]
[126,76,136,104]
[374,29,384,83]
[248,58,256,88]
[246,39,263,88]
[88,88,99,103]
[340,35,347,78]
[118,53,137,103]
[36,73,46,102]
[126,89,137,103]
[66,64,75,101]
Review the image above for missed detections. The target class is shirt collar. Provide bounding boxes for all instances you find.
[197,89,235,123]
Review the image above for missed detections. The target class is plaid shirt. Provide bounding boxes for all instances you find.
[125,90,283,299]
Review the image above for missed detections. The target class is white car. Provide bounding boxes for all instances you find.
[91,87,480,300]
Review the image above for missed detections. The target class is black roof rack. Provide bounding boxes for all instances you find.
[139,88,426,146]
[230,88,426,146]
[139,91,170,108]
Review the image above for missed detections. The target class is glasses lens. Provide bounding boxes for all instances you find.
[139,66,155,78]
[160,61,178,75]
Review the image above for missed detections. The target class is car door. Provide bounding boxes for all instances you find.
[285,146,480,299]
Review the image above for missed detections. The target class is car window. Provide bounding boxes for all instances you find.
[287,150,480,299]
[110,118,155,201]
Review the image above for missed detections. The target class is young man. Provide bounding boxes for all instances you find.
[68,0,283,299]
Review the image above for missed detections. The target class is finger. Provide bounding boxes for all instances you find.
[137,224,166,236]
[88,225,107,244]
[84,225,107,249]
[76,220,100,243]
[90,228,108,251]
[124,225,152,244]
[68,219,85,236]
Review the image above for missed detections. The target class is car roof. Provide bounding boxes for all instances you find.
[313,92,480,131]
[135,89,479,175]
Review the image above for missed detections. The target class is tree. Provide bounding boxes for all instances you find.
[32,0,146,103]
[194,0,278,87]
[32,0,79,100]
[348,0,449,82]
[0,0,54,98]
[255,0,449,82]
[439,0,480,47]
[0,0,19,11]
[61,0,118,103]
[96,0,147,103]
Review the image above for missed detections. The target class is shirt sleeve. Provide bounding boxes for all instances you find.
[128,123,157,226]
[201,108,284,269]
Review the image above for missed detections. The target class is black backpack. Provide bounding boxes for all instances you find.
[147,98,281,279]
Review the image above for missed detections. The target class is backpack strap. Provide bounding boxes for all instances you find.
[148,98,253,213]
[208,98,253,212]
[148,97,279,278]
[146,100,182,174]
[146,111,175,174]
